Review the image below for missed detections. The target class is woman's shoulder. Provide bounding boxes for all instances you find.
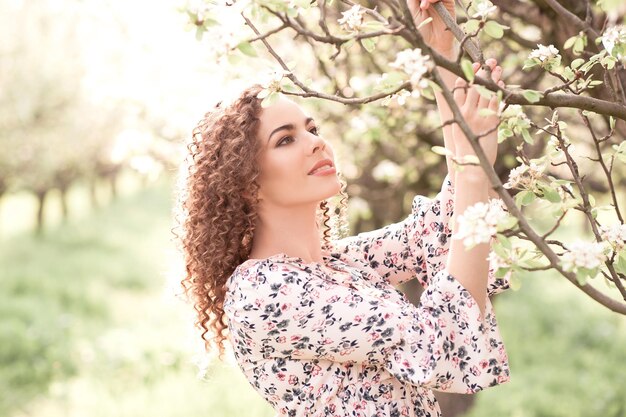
[226,253,315,291]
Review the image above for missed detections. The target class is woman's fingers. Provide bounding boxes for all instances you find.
[454,77,467,107]
[420,0,439,9]
[465,65,488,109]
[461,59,505,115]
[479,64,502,108]
[489,80,505,111]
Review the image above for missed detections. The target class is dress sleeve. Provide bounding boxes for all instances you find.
[224,260,510,394]
[328,174,510,295]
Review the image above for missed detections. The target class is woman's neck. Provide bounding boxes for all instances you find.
[249,202,324,263]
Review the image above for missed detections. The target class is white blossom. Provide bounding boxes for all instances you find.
[390,48,432,90]
[471,0,497,19]
[561,240,608,272]
[557,182,574,201]
[600,25,626,56]
[260,69,291,92]
[455,199,509,247]
[548,134,572,152]
[487,249,518,280]
[599,223,626,251]
[338,4,366,32]
[528,44,561,69]
[501,104,526,119]
[503,162,544,190]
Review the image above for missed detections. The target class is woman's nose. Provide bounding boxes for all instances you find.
[308,132,326,154]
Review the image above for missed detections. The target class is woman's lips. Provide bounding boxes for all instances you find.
[309,166,336,176]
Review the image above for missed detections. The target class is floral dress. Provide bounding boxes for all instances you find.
[224,175,511,417]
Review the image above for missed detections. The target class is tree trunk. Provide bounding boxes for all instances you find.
[89,179,99,209]
[35,189,47,235]
[59,186,69,222]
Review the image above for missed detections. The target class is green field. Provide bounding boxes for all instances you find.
[1,178,625,417]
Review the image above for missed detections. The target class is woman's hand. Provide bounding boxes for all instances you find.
[452,58,504,175]
[407,0,456,55]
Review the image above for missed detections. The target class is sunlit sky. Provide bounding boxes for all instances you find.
[75,0,232,131]
[5,0,264,134]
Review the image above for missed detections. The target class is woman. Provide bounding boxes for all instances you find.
[176,1,510,416]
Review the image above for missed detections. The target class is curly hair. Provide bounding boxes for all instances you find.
[174,84,349,357]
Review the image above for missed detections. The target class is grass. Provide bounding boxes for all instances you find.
[465,272,626,417]
[1,178,625,417]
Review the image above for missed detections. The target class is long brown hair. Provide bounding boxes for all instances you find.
[174,85,348,356]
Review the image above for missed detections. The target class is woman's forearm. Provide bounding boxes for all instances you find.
[447,173,490,317]
[433,44,460,185]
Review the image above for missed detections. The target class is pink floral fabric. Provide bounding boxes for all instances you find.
[224,175,510,417]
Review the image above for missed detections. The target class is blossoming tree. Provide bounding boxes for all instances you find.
[186,0,626,316]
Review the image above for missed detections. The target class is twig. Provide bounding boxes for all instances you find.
[579,111,623,223]
[242,12,410,105]
[431,2,482,62]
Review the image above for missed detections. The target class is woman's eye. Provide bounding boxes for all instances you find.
[277,136,294,146]
[309,126,320,135]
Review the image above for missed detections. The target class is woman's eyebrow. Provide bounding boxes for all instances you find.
[267,117,315,144]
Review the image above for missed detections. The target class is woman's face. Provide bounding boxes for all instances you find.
[255,96,341,207]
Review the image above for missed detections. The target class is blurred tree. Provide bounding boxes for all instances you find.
[0,0,179,233]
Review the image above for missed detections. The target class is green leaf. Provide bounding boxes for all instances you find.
[417,17,433,30]
[461,154,480,165]
[587,194,596,207]
[464,19,479,33]
[495,267,510,279]
[261,91,279,108]
[256,89,271,99]
[610,116,616,130]
[361,37,376,53]
[573,37,585,55]
[575,270,589,285]
[461,59,475,82]
[420,87,435,100]
[237,41,258,57]
[195,26,205,41]
[515,190,536,206]
[539,184,561,203]
[497,234,512,250]
[202,18,219,28]
[484,20,505,39]
[570,58,585,69]
[564,36,577,50]
[474,84,494,99]
[522,59,538,71]
[227,53,242,65]
[431,145,453,156]
[577,267,598,284]
[498,215,519,231]
[363,21,386,31]
[522,89,543,103]
[616,251,626,275]
[426,78,442,92]
[509,274,522,291]
[521,129,534,144]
